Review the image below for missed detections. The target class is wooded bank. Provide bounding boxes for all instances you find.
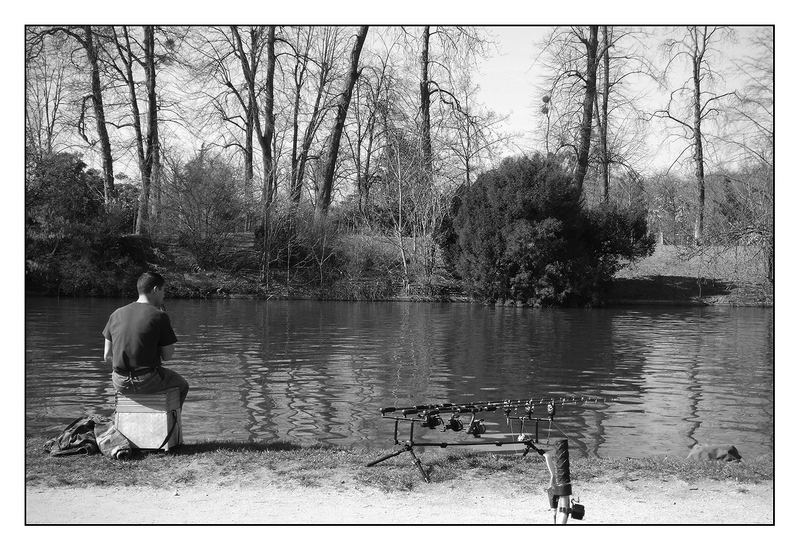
[25,27,773,306]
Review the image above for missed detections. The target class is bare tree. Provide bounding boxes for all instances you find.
[105,26,161,234]
[726,28,773,169]
[416,26,487,178]
[186,26,263,227]
[718,28,773,282]
[538,26,607,195]
[345,35,398,216]
[25,32,71,157]
[229,25,279,280]
[443,71,512,188]
[574,26,599,194]
[316,25,369,220]
[597,26,611,201]
[648,26,735,244]
[590,27,655,204]
[28,26,116,203]
[285,26,340,204]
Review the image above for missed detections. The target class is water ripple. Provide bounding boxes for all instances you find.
[25,298,773,458]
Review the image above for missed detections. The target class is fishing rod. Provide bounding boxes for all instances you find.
[368,394,604,523]
[379,395,615,417]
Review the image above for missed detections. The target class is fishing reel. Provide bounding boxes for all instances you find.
[547,400,556,419]
[421,413,442,429]
[467,418,486,437]
[445,414,464,432]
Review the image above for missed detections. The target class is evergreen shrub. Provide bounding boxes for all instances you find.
[438,154,655,306]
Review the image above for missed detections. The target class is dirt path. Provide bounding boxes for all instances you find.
[26,472,772,524]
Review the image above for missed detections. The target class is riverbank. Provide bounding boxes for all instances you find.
[26,439,773,524]
[142,244,776,307]
[26,240,772,307]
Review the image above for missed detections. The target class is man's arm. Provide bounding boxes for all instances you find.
[103,339,113,362]
[159,344,174,361]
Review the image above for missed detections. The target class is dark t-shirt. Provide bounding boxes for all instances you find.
[102,302,178,372]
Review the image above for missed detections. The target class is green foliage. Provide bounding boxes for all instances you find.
[25,153,145,295]
[440,154,654,305]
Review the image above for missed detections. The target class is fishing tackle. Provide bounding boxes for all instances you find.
[445,414,464,432]
[368,395,609,523]
[466,418,486,437]
[421,413,442,429]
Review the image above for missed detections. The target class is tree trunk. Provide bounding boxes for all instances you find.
[257,27,276,284]
[574,26,599,195]
[691,31,706,245]
[244,29,258,229]
[290,77,302,202]
[244,102,254,229]
[361,123,376,215]
[315,26,368,220]
[599,26,610,203]
[293,43,331,204]
[261,26,276,207]
[83,26,115,204]
[135,26,158,235]
[420,25,432,174]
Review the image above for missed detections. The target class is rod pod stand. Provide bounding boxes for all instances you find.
[365,419,431,483]
[543,439,582,524]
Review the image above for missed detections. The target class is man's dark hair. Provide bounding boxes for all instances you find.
[137,271,165,295]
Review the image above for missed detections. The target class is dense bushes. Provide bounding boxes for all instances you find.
[25,152,654,303]
[25,153,148,295]
[439,154,654,306]
[255,200,402,297]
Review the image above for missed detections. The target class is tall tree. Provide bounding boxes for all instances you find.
[25,32,70,158]
[316,25,368,219]
[287,26,339,204]
[597,26,611,202]
[415,26,486,181]
[29,26,116,203]
[419,26,433,173]
[187,26,266,229]
[573,25,599,194]
[346,40,396,216]
[650,26,734,244]
[230,25,277,280]
[539,26,614,197]
[230,25,277,208]
[108,26,161,234]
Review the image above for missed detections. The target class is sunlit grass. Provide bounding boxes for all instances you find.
[26,438,772,493]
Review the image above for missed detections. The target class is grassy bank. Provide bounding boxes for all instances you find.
[26,438,773,493]
[610,244,772,306]
[150,244,773,307]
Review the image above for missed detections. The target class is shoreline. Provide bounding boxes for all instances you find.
[25,439,774,525]
[26,291,774,308]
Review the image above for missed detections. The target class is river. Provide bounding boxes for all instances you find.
[25,297,773,459]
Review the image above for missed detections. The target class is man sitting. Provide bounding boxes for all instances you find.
[102,271,189,406]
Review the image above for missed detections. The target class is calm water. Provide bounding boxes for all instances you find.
[25,298,774,458]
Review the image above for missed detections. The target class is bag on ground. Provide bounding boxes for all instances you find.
[43,416,101,456]
[93,419,133,460]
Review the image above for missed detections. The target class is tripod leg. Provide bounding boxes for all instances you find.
[366,447,408,467]
[522,440,544,457]
[406,446,430,483]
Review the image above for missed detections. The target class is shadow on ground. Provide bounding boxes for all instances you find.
[172,440,330,455]
[608,276,732,305]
